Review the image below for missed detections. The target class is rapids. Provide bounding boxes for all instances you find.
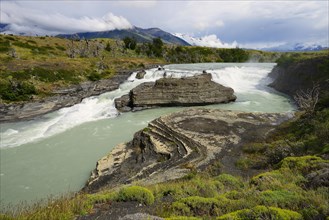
[0,63,294,206]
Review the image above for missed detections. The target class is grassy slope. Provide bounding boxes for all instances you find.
[0,34,281,104]
[1,36,328,219]
[0,35,163,103]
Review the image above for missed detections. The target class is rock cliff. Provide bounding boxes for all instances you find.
[115,73,236,112]
[269,55,329,98]
[85,108,290,192]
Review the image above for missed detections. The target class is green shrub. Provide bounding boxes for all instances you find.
[56,45,66,51]
[259,190,305,209]
[217,205,302,220]
[86,191,117,204]
[123,37,137,50]
[166,217,202,220]
[0,40,10,52]
[173,196,220,216]
[172,202,191,216]
[117,186,154,205]
[87,71,102,81]
[214,174,244,190]
[0,79,37,101]
[250,169,304,191]
[278,156,327,175]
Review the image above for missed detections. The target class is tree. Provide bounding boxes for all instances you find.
[123,37,137,50]
[152,37,163,57]
[294,83,320,115]
[105,42,111,52]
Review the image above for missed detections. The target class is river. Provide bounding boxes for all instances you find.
[0,63,294,206]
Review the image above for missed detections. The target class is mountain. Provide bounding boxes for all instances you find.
[57,27,190,46]
[0,23,9,32]
[261,42,328,52]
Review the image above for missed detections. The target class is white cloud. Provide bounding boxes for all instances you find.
[214,20,224,28]
[239,41,287,50]
[175,33,238,48]
[114,1,157,8]
[0,2,132,35]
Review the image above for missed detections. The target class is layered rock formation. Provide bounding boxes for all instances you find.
[115,73,236,112]
[85,108,290,192]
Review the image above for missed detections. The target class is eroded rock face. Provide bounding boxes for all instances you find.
[85,108,290,192]
[114,73,236,112]
[268,56,329,97]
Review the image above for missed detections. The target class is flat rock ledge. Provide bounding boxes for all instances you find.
[85,108,290,193]
[114,73,237,112]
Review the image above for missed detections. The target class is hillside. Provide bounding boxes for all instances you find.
[57,27,190,46]
[0,34,164,104]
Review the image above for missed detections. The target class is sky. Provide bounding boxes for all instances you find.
[1,0,328,49]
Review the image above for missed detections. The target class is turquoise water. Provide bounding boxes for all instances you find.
[0,63,294,206]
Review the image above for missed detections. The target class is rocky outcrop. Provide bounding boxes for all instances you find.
[269,55,329,97]
[0,66,159,122]
[85,108,290,192]
[115,73,236,112]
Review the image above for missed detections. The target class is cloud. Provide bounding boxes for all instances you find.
[175,33,238,48]
[0,2,132,35]
[239,41,287,50]
[0,1,327,48]
[114,1,157,8]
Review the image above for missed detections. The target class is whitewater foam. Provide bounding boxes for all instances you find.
[1,63,284,149]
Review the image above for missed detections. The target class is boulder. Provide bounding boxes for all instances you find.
[135,70,146,79]
[305,164,329,188]
[115,73,236,112]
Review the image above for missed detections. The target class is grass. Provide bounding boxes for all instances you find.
[236,108,329,170]
[275,50,329,67]
[0,34,291,103]
[0,34,164,103]
[1,155,328,219]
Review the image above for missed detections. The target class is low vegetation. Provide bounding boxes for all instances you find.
[1,34,280,103]
[2,155,327,219]
[0,34,162,103]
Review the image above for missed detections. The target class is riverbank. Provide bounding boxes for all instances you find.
[0,64,161,122]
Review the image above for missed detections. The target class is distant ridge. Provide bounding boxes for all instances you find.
[57,26,190,46]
